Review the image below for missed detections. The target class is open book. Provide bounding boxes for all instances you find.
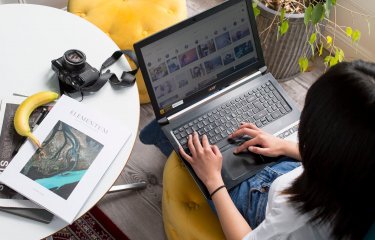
[0,95,131,223]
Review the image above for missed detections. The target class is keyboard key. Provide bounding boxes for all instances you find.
[252,108,260,114]
[254,110,268,120]
[255,121,262,127]
[180,138,187,145]
[253,101,264,110]
[246,95,256,102]
[281,102,291,112]
[266,115,273,122]
[271,110,281,119]
[175,133,182,140]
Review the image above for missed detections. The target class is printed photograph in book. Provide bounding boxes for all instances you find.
[20,120,104,200]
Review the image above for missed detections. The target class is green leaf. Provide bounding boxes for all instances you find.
[298,57,309,72]
[309,33,317,56]
[253,6,260,17]
[280,8,286,22]
[309,33,317,45]
[335,48,344,62]
[352,29,361,43]
[324,0,333,18]
[324,55,338,67]
[345,27,353,37]
[332,0,337,5]
[252,1,260,17]
[311,3,324,25]
[304,6,313,26]
[326,35,332,45]
[324,55,332,64]
[330,56,338,67]
[280,21,289,36]
[319,44,323,56]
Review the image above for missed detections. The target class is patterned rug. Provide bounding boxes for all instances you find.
[45,206,129,240]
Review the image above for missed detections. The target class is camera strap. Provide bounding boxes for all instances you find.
[75,50,139,94]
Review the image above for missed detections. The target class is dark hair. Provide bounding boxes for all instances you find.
[284,60,375,240]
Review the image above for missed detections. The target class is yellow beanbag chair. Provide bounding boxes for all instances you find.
[163,151,225,239]
[68,0,187,104]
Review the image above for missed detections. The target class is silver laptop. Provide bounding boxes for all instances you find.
[134,0,300,199]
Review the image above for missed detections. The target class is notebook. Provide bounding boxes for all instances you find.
[134,0,300,199]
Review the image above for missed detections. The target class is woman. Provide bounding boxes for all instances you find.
[178,60,375,240]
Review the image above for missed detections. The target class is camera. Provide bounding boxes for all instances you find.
[52,49,100,93]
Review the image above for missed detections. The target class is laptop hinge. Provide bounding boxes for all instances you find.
[259,66,267,74]
[166,70,262,122]
[158,117,169,125]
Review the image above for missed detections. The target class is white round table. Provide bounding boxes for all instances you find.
[0,4,140,239]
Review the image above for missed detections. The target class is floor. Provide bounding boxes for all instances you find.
[97,0,325,239]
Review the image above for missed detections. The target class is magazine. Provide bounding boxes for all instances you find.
[0,95,132,223]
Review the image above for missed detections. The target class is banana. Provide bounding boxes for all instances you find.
[14,91,59,148]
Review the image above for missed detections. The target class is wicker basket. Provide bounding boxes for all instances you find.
[256,2,314,81]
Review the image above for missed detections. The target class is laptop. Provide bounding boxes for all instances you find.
[134,0,300,199]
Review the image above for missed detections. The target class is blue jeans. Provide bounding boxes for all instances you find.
[139,120,300,228]
[228,159,300,228]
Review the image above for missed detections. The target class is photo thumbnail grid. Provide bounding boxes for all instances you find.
[145,10,257,110]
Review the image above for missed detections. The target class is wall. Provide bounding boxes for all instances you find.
[326,0,375,61]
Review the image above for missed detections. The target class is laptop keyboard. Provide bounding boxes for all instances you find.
[172,81,292,153]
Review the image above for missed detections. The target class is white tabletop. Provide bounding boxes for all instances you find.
[0,4,140,239]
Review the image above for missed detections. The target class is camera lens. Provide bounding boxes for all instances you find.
[62,49,86,72]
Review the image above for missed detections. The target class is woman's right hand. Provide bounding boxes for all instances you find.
[179,132,224,193]
[229,123,301,160]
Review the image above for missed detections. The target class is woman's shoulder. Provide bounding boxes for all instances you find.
[266,166,303,209]
[244,166,333,240]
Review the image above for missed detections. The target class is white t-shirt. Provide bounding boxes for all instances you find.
[243,166,333,240]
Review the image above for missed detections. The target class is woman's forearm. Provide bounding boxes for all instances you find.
[210,184,252,240]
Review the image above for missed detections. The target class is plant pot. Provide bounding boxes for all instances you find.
[255,2,315,81]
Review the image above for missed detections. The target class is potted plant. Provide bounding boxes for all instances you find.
[252,0,363,81]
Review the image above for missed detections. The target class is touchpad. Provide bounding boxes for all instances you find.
[221,145,264,181]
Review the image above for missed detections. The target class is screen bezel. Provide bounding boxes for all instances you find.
[134,0,265,120]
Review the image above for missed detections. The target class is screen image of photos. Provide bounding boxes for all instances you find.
[20,121,103,200]
[143,1,258,114]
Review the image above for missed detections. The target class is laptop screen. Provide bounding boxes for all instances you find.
[135,0,264,118]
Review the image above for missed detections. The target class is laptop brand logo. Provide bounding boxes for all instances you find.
[208,85,216,92]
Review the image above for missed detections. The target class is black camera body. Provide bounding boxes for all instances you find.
[52,49,100,93]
